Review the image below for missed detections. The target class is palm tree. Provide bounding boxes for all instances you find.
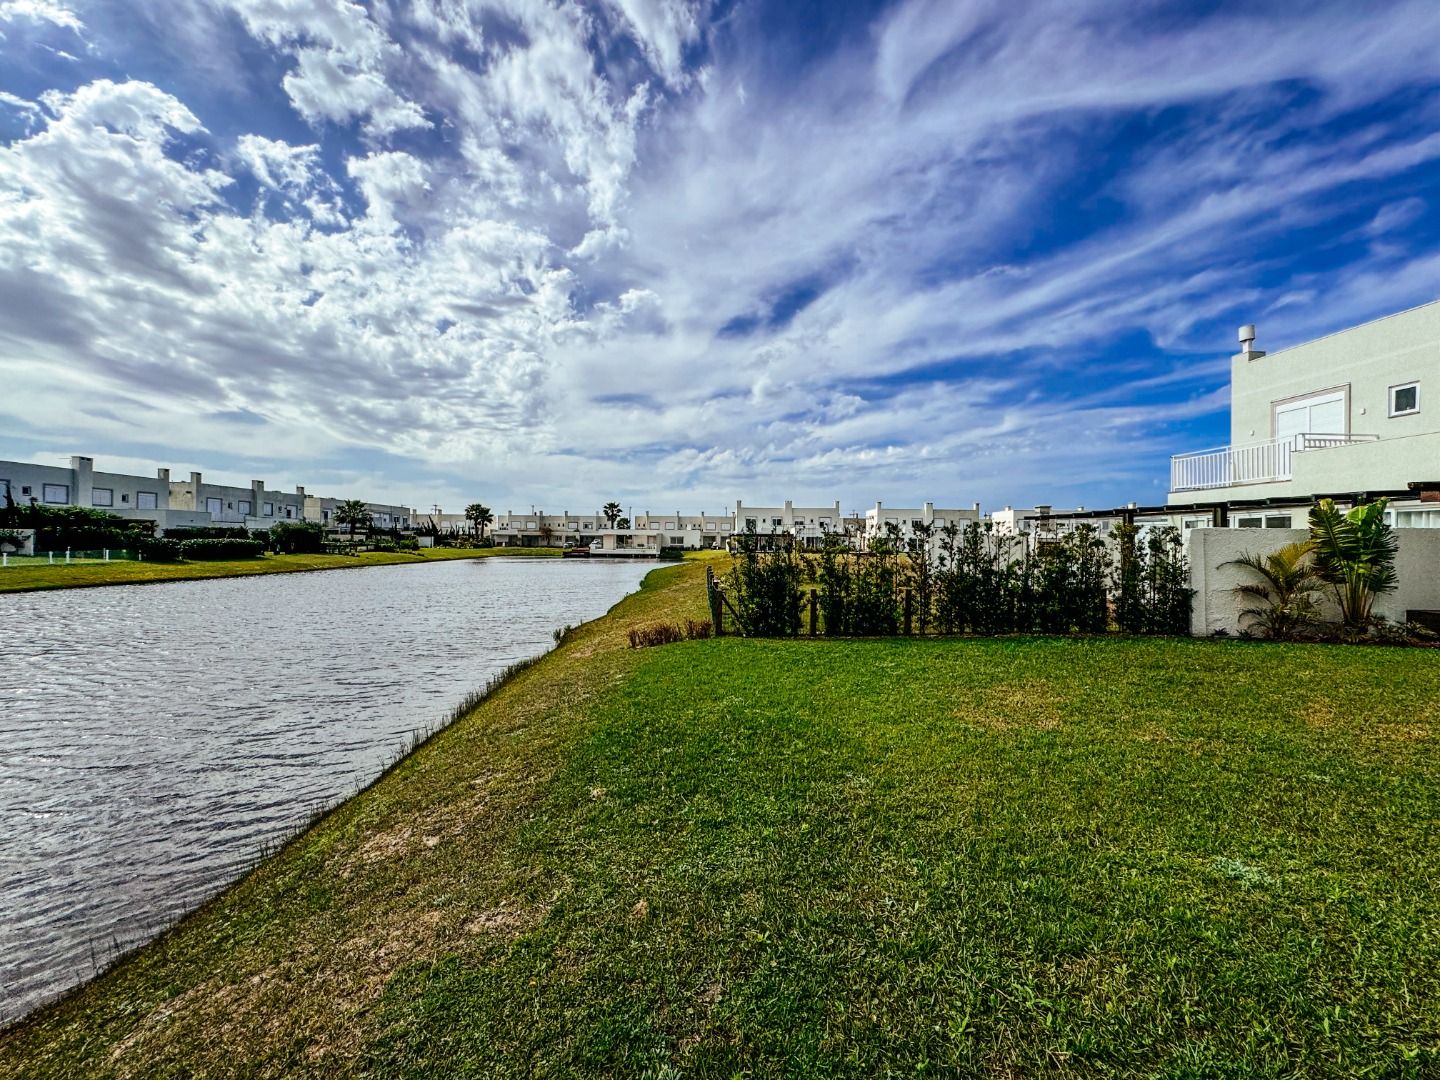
[1309,498,1399,630]
[603,501,623,527]
[465,502,493,540]
[334,499,372,538]
[1223,540,1325,640]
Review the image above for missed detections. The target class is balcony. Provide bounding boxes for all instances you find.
[1170,433,1380,493]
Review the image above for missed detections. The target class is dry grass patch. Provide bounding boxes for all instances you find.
[950,677,1066,731]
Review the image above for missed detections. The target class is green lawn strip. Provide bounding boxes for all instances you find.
[0,546,561,593]
[2,561,1437,1077]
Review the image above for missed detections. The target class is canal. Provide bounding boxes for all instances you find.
[0,556,653,1021]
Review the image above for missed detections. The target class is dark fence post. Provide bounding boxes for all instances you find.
[903,589,913,635]
[809,590,818,636]
[707,566,725,636]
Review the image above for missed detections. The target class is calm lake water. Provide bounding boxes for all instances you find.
[0,557,653,1021]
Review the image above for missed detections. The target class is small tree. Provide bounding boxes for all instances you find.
[464,502,493,540]
[728,526,803,636]
[1309,498,1398,632]
[616,516,631,530]
[1224,540,1324,640]
[334,499,372,538]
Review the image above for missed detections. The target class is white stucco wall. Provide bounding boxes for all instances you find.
[1186,527,1440,636]
[1230,300,1440,447]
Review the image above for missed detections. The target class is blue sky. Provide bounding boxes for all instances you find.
[2,0,1440,516]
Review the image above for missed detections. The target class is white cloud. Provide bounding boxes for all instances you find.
[0,0,82,32]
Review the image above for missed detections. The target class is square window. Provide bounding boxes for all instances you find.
[137,491,158,509]
[1390,382,1420,416]
[92,487,114,507]
[238,500,252,515]
[22,485,32,496]
[263,502,273,516]
[43,483,69,504]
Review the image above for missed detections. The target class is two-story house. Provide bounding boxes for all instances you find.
[1168,304,1440,528]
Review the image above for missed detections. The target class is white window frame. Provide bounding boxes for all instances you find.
[1272,385,1348,438]
[1389,380,1420,417]
[137,491,158,509]
[91,487,114,507]
[43,483,69,504]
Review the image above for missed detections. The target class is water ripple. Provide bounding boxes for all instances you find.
[0,557,650,1021]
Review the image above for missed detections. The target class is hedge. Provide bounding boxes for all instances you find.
[137,537,183,563]
[178,538,267,561]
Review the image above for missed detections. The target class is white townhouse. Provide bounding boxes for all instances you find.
[630,511,734,550]
[169,472,308,529]
[489,509,605,547]
[864,501,982,548]
[304,495,415,532]
[1168,305,1440,528]
[734,500,845,549]
[0,455,210,529]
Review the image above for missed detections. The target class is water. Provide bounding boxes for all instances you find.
[0,557,653,1021]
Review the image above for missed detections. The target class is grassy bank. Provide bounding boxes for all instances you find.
[3,557,1438,1077]
[0,546,561,593]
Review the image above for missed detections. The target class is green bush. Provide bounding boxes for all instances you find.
[179,538,266,560]
[727,528,804,637]
[164,526,251,541]
[264,520,325,554]
[137,537,183,562]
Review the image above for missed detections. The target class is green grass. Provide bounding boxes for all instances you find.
[2,557,1437,1077]
[0,546,561,593]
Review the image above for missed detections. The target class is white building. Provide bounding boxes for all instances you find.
[168,472,307,529]
[1168,306,1440,528]
[864,501,982,546]
[489,509,604,547]
[631,511,734,550]
[0,456,209,529]
[304,495,415,532]
[734,500,844,549]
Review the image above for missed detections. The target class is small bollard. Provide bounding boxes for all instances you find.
[2,553,7,568]
[103,549,110,562]
[49,552,55,564]
[65,549,72,565]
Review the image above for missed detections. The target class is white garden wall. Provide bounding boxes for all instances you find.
[1185,527,1440,636]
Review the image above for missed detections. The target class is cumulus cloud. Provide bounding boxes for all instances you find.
[0,0,82,32]
[4,0,1440,514]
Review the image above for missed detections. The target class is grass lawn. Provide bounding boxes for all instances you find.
[0,546,560,593]
[2,558,1437,1077]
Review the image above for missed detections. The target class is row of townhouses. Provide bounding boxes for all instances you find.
[0,457,414,533]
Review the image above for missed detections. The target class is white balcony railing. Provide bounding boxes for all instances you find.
[1170,433,1380,492]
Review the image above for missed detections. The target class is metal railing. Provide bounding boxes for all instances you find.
[1170,433,1380,492]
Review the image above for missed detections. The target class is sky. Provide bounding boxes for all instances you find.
[2,0,1440,518]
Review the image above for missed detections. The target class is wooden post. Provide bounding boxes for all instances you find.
[809,589,818,636]
[903,589,913,635]
[706,566,725,636]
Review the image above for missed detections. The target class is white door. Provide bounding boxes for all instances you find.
[205,497,223,517]
[1275,390,1346,440]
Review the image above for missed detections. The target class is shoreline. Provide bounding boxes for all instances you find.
[0,556,696,1041]
[0,546,564,595]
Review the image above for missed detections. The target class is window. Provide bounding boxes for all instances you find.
[526,520,537,528]
[43,483,69,504]
[670,536,684,545]
[771,517,782,527]
[705,522,716,531]
[1274,388,1346,439]
[284,506,295,519]
[263,502,273,516]
[137,491,157,509]
[665,521,674,529]
[1236,516,1263,528]
[1182,516,1211,530]
[745,517,757,530]
[21,485,31,496]
[92,487,114,507]
[911,519,924,530]
[206,497,224,516]
[583,521,593,529]
[1265,515,1293,529]
[238,500,252,515]
[1390,381,1420,417]
[0,479,8,500]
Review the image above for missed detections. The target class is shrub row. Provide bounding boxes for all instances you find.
[178,538,267,561]
[728,521,1194,638]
